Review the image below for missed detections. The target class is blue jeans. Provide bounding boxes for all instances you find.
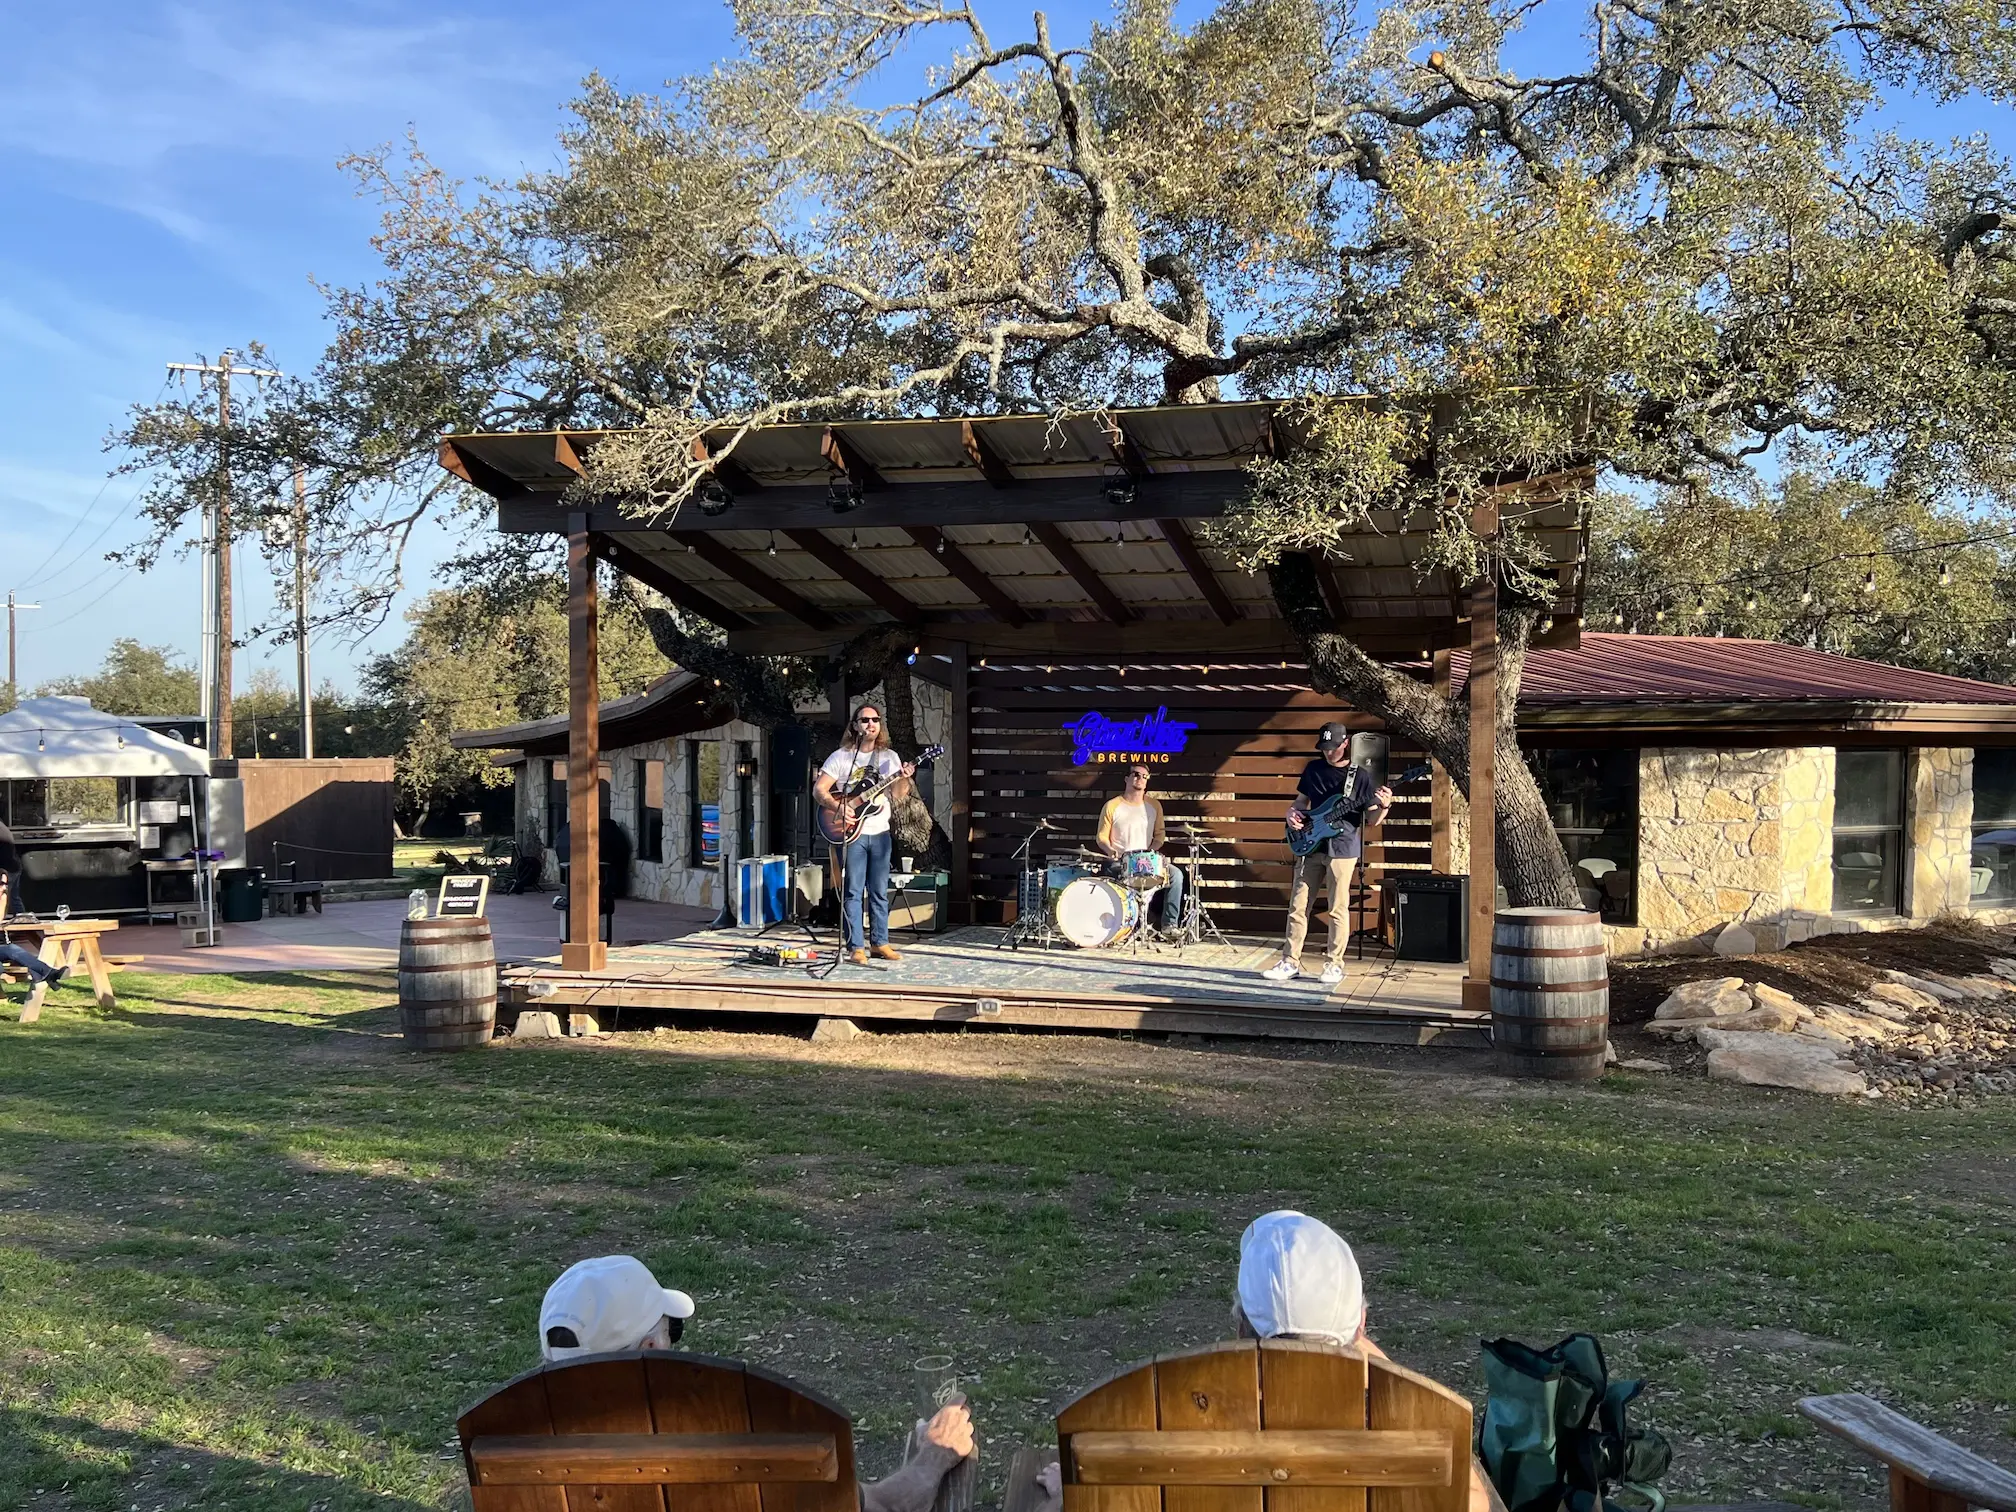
[1156,864,1188,930]
[0,941,56,985]
[839,830,892,949]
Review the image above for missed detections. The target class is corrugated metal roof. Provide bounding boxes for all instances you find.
[1454,635,2016,705]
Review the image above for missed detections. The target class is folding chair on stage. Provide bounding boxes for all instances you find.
[1007,1339,1497,1512]
[457,1350,858,1511]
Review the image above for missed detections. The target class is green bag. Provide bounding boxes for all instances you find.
[1479,1333,1672,1512]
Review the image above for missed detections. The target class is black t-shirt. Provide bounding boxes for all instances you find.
[1296,760,1375,859]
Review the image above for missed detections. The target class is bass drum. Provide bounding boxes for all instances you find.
[1054,876,1143,948]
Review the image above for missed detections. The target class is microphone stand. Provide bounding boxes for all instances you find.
[999,820,1069,951]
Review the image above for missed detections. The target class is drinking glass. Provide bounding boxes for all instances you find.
[909,1354,977,1512]
[913,1354,960,1418]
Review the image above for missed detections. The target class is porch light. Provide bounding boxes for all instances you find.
[696,477,734,516]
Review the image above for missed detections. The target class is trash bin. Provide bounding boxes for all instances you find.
[218,867,265,923]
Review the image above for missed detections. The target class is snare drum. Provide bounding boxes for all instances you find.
[1118,850,1170,892]
[1054,876,1143,948]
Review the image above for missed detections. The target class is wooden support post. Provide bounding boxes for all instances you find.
[947,641,971,924]
[1431,648,1452,874]
[563,521,607,973]
[1462,504,1498,1014]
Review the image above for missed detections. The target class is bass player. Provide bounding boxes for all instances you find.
[814,701,917,966]
[1261,722,1391,986]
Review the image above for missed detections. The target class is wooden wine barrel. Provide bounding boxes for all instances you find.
[398,916,497,1051]
[1490,906,1609,1081]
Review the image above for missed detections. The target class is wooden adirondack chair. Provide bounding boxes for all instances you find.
[456,1351,860,1512]
[1009,1340,1483,1512]
[1798,1394,2016,1512]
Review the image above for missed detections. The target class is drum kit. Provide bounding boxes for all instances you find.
[1000,819,1228,953]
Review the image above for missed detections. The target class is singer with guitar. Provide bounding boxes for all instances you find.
[1262,722,1392,986]
[814,702,917,966]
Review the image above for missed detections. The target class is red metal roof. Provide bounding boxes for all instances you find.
[1454,634,2016,706]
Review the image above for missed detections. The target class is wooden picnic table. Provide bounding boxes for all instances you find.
[2,917,121,1022]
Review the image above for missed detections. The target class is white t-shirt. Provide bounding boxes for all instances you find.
[1107,798,1154,854]
[820,746,903,837]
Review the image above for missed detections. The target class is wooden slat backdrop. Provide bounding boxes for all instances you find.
[969,663,1432,934]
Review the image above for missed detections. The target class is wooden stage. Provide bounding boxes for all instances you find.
[502,926,1485,1047]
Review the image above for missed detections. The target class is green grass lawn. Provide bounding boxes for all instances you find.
[1,973,2011,1512]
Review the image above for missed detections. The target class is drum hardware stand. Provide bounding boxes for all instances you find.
[999,820,1070,951]
[1168,824,1232,951]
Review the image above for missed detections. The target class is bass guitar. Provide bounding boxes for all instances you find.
[816,745,946,846]
[1285,762,1431,857]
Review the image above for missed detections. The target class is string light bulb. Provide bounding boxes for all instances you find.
[767,531,778,556]
[1940,560,1952,587]
[1745,593,1757,613]
[1863,567,1876,594]
[850,527,859,550]
[936,536,946,555]
[1800,583,1813,606]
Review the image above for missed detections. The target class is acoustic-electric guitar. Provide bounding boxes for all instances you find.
[1285,762,1432,857]
[816,745,946,846]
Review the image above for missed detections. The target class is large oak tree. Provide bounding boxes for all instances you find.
[115,0,2016,903]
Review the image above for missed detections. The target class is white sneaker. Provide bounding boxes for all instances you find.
[1262,959,1301,982]
[1319,963,1345,986]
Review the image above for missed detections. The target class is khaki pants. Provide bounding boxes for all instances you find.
[1283,853,1358,965]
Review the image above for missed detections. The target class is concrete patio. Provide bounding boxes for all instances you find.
[98,893,717,975]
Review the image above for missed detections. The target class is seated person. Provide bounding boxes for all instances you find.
[1028,1213,1491,1512]
[0,875,66,997]
[540,1255,975,1512]
[1095,763,1185,932]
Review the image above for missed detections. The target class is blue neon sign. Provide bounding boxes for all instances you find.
[1061,707,1199,766]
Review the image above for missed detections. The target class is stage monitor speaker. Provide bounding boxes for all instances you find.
[1348,731,1390,786]
[1392,873,1467,962]
[769,724,812,794]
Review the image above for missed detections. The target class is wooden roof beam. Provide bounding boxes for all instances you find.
[1030,521,1134,625]
[784,528,923,622]
[686,534,838,631]
[593,535,754,633]
[961,421,1016,487]
[821,427,886,491]
[1155,517,1240,626]
[440,438,531,501]
[904,526,1030,626]
[691,436,764,496]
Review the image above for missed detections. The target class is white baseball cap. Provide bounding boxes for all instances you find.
[540,1255,696,1361]
[1236,1211,1364,1345]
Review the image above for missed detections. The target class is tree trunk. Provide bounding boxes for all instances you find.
[1267,554,1582,909]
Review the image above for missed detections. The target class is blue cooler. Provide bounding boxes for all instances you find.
[734,855,791,929]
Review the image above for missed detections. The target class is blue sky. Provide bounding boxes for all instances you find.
[3,0,2009,696]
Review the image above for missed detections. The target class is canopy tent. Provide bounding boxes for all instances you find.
[0,697,211,780]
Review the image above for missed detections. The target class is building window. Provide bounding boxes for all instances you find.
[1970,749,2016,906]
[687,739,721,867]
[1833,749,1904,914]
[637,759,665,864]
[1531,748,1638,925]
[546,760,568,848]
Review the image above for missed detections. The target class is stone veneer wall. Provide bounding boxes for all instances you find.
[1628,748,1790,955]
[1907,746,1972,920]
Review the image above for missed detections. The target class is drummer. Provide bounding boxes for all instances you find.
[1095,763,1185,932]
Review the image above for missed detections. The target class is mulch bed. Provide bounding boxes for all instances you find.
[1608,919,2016,1025]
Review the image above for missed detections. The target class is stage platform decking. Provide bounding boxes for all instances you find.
[503,926,1485,1047]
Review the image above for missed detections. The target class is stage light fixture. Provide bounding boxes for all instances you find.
[695,476,734,516]
[1102,472,1137,510]
[826,476,864,514]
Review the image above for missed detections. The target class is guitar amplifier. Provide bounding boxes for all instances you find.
[1391,873,1467,962]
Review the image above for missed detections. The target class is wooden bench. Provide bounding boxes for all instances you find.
[456,1350,860,1511]
[2,917,119,1021]
[1799,1394,2016,1512]
[1008,1339,1484,1512]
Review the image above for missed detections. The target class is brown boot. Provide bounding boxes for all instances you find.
[870,943,903,962]
[848,948,870,966]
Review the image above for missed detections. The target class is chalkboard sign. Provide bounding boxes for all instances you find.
[436,875,491,918]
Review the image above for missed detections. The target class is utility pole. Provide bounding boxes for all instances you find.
[6,592,41,705]
[293,467,313,759]
[165,352,281,760]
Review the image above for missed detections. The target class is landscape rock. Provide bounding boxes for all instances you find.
[1697,1029,1869,1095]
[1793,1020,1850,1045]
[1712,922,1758,957]
[1855,994,1918,1023]
[1867,980,1939,1012]
[1652,976,1751,1021]
[1618,1058,1671,1072]
[1884,968,1967,1002]
[1648,1002,1800,1039]
[513,1011,563,1040]
[1749,982,1805,1016]
[1989,958,2016,982]
[811,1017,864,1043]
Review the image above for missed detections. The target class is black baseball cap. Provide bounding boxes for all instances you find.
[1316,722,1350,750]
